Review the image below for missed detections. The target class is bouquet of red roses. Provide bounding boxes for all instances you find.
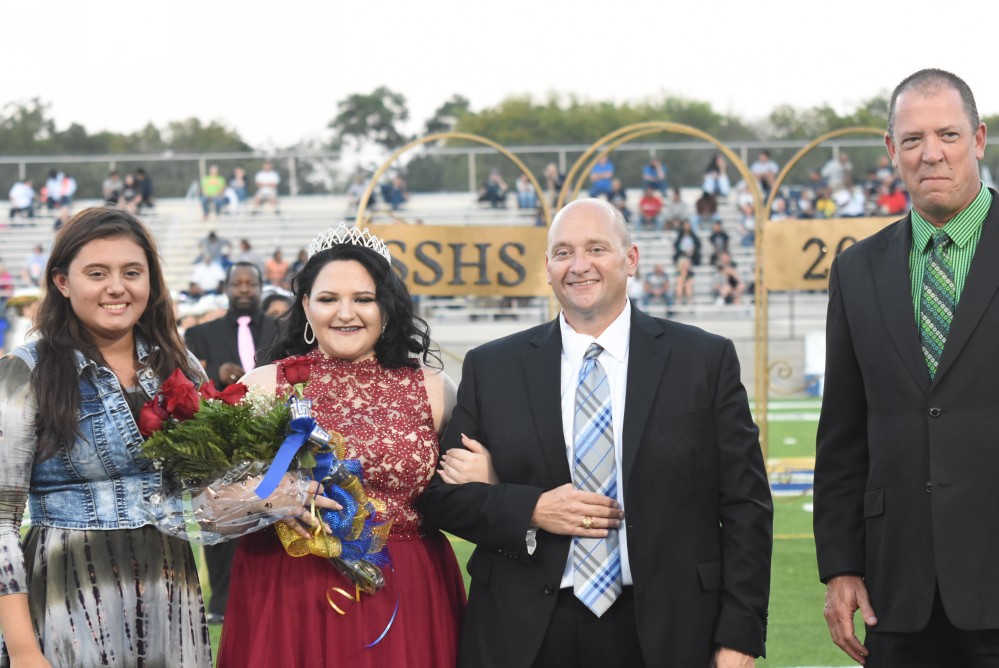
[140,365,390,594]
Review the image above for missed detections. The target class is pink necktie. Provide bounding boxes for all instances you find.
[237,315,256,373]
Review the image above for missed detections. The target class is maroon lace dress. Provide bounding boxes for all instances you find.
[217,350,466,667]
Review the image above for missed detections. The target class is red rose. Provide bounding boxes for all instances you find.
[138,398,169,437]
[199,380,221,401]
[160,368,201,420]
[217,382,248,406]
[283,356,312,385]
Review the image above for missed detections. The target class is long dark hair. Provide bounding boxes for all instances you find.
[262,244,440,370]
[33,207,196,460]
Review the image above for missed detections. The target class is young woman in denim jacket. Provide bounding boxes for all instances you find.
[0,209,328,667]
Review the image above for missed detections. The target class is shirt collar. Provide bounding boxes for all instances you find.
[559,299,631,364]
[911,181,991,252]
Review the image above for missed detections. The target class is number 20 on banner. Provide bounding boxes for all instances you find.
[761,217,896,291]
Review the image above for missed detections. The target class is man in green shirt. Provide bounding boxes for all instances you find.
[200,164,227,221]
[815,68,997,667]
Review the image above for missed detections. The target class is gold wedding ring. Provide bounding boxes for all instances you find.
[582,516,593,530]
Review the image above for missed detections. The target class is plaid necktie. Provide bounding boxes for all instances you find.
[572,342,622,617]
[920,231,955,380]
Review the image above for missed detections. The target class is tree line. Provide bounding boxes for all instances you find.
[4,91,998,197]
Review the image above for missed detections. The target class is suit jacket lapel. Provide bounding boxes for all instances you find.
[934,191,999,384]
[622,309,669,491]
[522,320,572,486]
[872,218,928,389]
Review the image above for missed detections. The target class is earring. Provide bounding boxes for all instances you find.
[303,321,316,345]
[380,319,388,338]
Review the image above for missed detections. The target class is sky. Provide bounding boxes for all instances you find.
[4,0,996,150]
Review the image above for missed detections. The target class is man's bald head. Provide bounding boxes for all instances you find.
[548,198,631,251]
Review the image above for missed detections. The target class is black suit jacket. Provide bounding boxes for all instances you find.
[815,189,999,632]
[183,312,279,387]
[420,307,772,667]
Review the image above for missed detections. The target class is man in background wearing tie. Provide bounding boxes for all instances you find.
[184,261,278,623]
[420,198,773,667]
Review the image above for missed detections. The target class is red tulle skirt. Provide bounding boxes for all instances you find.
[216,529,466,667]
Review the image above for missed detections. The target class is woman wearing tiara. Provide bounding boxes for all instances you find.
[216,224,471,667]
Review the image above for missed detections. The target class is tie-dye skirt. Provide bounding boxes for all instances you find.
[1,524,212,667]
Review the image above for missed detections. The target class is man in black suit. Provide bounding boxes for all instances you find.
[184,261,278,623]
[420,198,772,667]
[815,69,998,666]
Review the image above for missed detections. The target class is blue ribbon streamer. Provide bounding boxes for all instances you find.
[364,565,399,648]
[253,413,316,499]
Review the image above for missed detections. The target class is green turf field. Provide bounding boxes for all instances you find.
[202,399,860,667]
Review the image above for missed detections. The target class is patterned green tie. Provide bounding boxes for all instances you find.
[920,231,955,380]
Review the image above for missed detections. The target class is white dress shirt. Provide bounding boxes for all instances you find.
[555,300,634,588]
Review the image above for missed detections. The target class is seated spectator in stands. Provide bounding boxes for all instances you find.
[806,169,827,194]
[713,251,746,305]
[874,154,895,183]
[876,180,909,215]
[702,154,730,198]
[543,162,565,206]
[662,187,690,231]
[793,191,815,218]
[8,179,35,222]
[607,179,631,223]
[515,175,537,210]
[674,220,702,266]
[0,261,13,303]
[737,202,756,246]
[61,172,77,208]
[750,150,780,197]
[637,187,663,230]
[820,152,852,190]
[23,245,48,287]
[815,188,837,218]
[120,174,142,213]
[675,256,695,305]
[102,171,124,205]
[769,197,789,221]
[264,248,290,288]
[201,165,228,220]
[835,181,867,218]
[381,174,408,211]
[641,157,667,193]
[135,168,155,212]
[289,248,308,281]
[693,190,720,233]
[261,292,293,319]
[234,238,266,276]
[588,155,615,198]
[44,170,71,210]
[251,161,281,214]
[863,168,883,198]
[708,220,730,265]
[627,267,645,304]
[642,263,673,308]
[346,173,368,209]
[197,230,230,265]
[190,252,226,295]
[478,169,509,208]
[229,166,248,203]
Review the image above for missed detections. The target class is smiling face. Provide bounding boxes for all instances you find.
[885,85,987,226]
[302,259,383,363]
[52,235,150,345]
[546,200,638,336]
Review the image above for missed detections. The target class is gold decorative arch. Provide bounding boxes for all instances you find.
[756,126,887,451]
[356,131,552,226]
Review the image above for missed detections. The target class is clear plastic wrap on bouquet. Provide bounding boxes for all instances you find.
[143,460,311,545]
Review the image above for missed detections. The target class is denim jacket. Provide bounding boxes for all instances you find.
[7,337,202,530]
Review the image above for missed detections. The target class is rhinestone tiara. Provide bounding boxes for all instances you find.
[307,222,392,264]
